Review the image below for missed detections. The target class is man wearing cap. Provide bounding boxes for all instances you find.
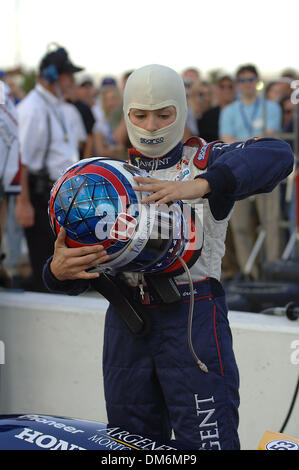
[16,46,83,292]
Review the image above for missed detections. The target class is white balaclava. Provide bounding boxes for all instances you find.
[123,64,187,158]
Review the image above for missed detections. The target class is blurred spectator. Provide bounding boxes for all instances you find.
[0,68,26,104]
[93,85,124,158]
[197,75,235,142]
[15,45,83,292]
[187,81,212,136]
[219,64,282,279]
[265,81,282,102]
[92,77,118,122]
[0,81,21,287]
[76,74,96,107]
[92,96,105,132]
[62,95,87,157]
[220,64,281,142]
[4,78,25,104]
[110,70,133,160]
[182,67,200,101]
[91,77,117,137]
[65,75,96,157]
[181,67,201,140]
[278,95,296,233]
[278,77,293,98]
[280,95,295,130]
[100,77,117,90]
[266,77,293,103]
[283,115,297,244]
[198,75,237,280]
[281,68,298,80]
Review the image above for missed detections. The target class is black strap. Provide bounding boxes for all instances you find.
[28,113,52,197]
[40,113,51,175]
[144,274,181,304]
[91,273,150,337]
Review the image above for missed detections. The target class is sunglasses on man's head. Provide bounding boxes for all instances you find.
[237,76,256,84]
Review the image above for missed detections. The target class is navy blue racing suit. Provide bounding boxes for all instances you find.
[43,137,294,450]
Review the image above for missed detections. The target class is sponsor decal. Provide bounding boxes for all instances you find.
[17,414,84,434]
[196,147,206,162]
[181,288,198,297]
[2,415,186,451]
[140,137,164,145]
[14,427,86,450]
[174,168,190,181]
[193,145,210,170]
[94,427,177,450]
[133,156,171,169]
[266,439,299,450]
[194,395,221,450]
[290,339,299,365]
[12,425,179,451]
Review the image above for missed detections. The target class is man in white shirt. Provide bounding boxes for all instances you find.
[16,46,83,291]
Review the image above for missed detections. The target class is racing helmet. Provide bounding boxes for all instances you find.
[48,158,202,277]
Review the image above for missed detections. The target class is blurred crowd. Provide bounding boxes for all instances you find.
[0,45,298,291]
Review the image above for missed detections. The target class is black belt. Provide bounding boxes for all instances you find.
[91,272,225,338]
[131,277,225,306]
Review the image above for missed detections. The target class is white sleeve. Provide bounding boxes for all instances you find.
[0,86,21,193]
[17,100,48,169]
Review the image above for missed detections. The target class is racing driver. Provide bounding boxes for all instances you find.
[43,64,294,450]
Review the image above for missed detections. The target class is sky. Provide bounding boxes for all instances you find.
[1,0,298,83]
